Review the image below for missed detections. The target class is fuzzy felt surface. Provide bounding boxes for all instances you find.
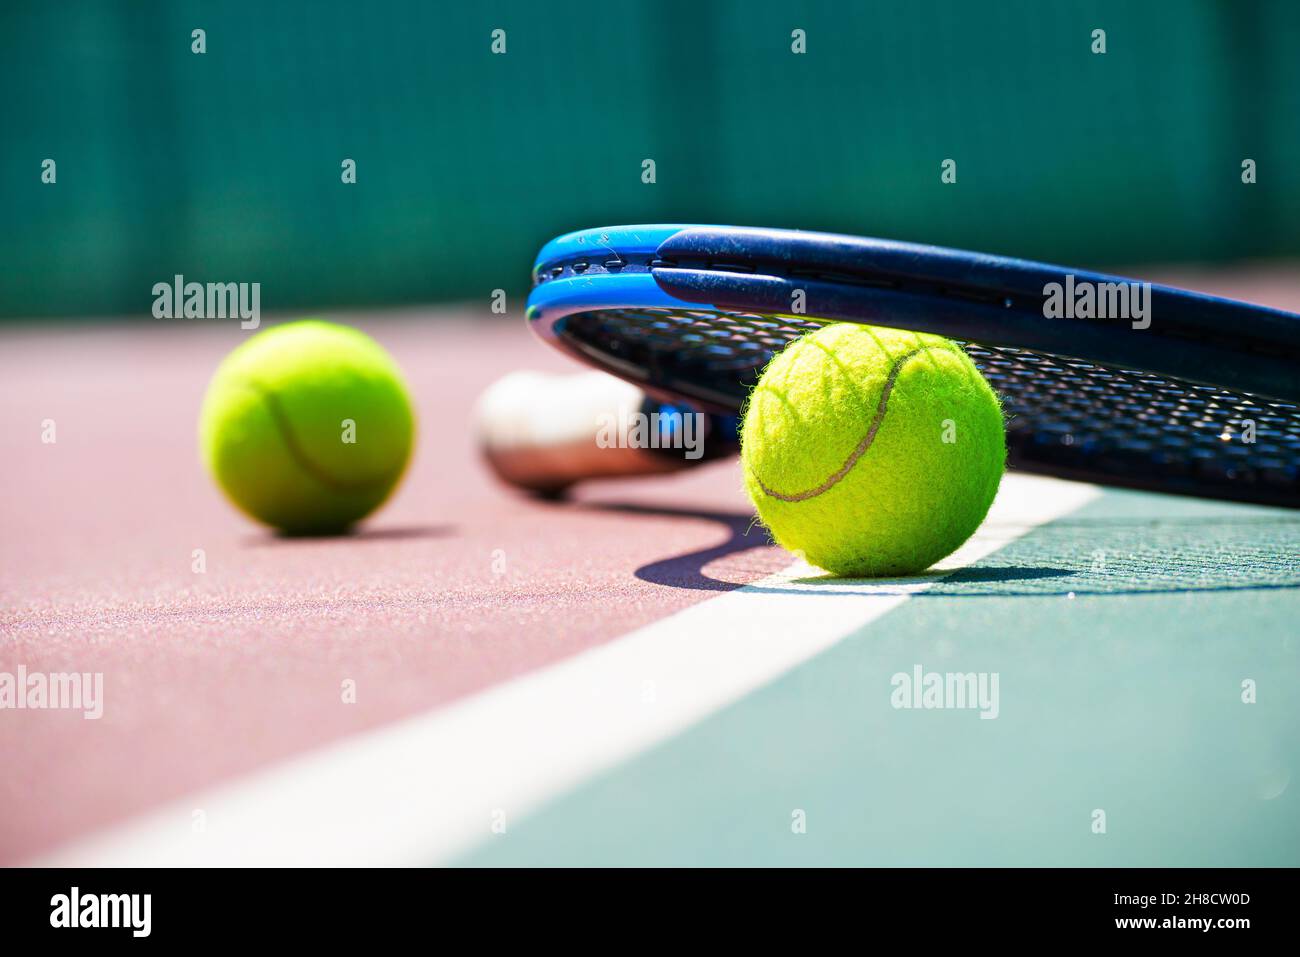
[199,320,416,533]
[741,323,1005,576]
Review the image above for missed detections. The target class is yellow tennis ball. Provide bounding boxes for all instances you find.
[741,323,1005,577]
[199,320,415,534]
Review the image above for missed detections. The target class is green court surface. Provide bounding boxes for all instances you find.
[462,489,1300,866]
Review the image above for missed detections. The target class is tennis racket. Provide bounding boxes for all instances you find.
[478,224,1300,507]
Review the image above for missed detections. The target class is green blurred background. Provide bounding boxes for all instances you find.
[1,0,1296,319]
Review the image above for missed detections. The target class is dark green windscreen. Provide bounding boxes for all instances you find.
[1,0,1295,318]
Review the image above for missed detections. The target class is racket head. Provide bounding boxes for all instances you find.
[526,225,1300,507]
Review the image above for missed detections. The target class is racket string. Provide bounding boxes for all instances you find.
[559,306,1300,505]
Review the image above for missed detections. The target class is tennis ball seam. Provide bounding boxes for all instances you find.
[750,344,948,502]
[242,377,403,493]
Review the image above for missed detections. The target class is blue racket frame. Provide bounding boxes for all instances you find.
[526,225,1300,506]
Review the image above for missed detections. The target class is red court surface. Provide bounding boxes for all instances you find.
[1,312,793,862]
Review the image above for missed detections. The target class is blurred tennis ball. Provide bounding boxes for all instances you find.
[741,323,1004,577]
[199,320,415,534]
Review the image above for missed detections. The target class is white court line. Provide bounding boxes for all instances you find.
[35,473,1098,866]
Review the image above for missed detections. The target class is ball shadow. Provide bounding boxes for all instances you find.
[244,524,455,546]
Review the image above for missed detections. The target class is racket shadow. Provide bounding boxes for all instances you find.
[570,501,773,592]
[589,503,1300,597]
[585,502,1078,594]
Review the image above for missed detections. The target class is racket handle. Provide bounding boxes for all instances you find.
[474,371,737,493]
